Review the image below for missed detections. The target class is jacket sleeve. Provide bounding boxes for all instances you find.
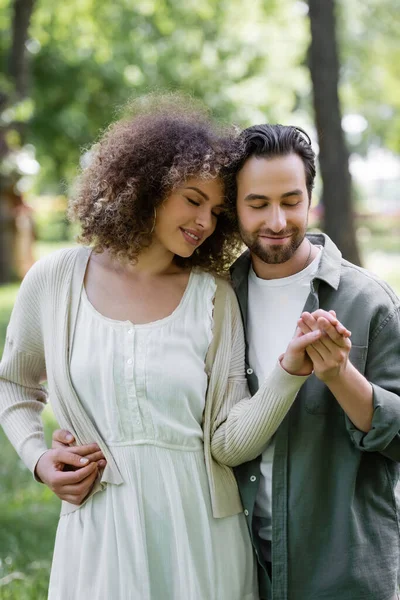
[0,260,49,473]
[346,304,400,461]
[210,291,308,467]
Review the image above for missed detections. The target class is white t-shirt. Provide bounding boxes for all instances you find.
[248,250,321,541]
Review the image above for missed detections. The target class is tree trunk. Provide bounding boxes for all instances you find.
[308,0,361,265]
[0,0,36,284]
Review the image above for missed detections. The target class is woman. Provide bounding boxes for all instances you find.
[0,95,322,600]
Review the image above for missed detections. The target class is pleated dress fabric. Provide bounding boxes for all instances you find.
[48,269,257,600]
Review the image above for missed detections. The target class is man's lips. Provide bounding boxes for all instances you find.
[258,233,293,244]
[180,228,203,246]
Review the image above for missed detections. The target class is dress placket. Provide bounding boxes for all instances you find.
[134,328,154,437]
[124,325,143,435]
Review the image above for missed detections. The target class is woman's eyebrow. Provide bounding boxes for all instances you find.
[184,186,209,201]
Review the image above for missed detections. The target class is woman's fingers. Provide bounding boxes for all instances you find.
[301,311,351,337]
[290,329,322,351]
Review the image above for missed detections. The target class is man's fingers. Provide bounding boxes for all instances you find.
[56,461,98,485]
[64,444,104,461]
[306,344,323,363]
[55,448,93,469]
[307,310,351,337]
[52,429,75,445]
[310,339,331,361]
[60,469,98,496]
[302,312,351,339]
[317,318,350,346]
[303,310,337,326]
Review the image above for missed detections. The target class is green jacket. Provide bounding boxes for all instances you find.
[231,233,400,600]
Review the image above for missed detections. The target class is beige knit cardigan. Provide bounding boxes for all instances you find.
[0,248,307,518]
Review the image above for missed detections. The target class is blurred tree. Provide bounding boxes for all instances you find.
[339,0,400,155]
[308,0,361,265]
[0,0,36,283]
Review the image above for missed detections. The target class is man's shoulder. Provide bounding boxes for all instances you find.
[230,249,251,277]
[339,258,399,309]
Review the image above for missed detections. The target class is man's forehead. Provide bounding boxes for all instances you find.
[237,154,307,187]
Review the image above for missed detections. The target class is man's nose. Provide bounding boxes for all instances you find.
[268,206,286,232]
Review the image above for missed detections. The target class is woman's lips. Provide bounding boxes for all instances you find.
[180,228,201,246]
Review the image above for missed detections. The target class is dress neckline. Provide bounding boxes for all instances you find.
[80,269,196,329]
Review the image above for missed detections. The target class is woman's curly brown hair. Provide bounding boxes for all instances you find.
[68,93,243,273]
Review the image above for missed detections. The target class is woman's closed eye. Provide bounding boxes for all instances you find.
[186,196,223,218]
[185,197,201,207]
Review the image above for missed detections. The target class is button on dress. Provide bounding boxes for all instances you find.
[48,270,257,600]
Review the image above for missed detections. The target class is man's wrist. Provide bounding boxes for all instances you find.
[320,359,353,387]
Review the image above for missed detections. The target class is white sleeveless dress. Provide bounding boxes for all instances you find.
[48,270,257,600]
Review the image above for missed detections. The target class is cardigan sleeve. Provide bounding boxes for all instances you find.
[0,259,49,473]
[210,289,308,467]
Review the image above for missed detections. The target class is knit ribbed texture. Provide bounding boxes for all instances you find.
[204,279,308,517]
[0,249,309,519]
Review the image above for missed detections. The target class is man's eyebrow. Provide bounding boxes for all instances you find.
[185,186,209,201]
[243,190,303,202]
[244,193,270,202]
[281,189,303,199]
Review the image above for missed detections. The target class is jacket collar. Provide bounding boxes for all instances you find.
[230,233,342,296]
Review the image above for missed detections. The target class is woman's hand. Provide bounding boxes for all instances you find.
[35,447,100,505]
[280,310,349,377]
[280,328,322,376]
[297,310,352,382]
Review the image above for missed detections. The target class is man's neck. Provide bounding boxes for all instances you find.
[251,238,320,280]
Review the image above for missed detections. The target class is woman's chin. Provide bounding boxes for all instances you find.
[174,247,196,259]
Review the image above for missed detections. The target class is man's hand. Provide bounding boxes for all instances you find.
[297,310,352,382]
[51,429,106,469]
[33,430,108,505]
[35,448,100,505]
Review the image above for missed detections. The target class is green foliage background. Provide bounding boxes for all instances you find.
[1,0,400,596]
[3,0,399,195]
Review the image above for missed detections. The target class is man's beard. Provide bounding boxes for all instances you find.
[239,225,306,264]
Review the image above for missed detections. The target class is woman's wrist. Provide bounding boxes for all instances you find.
[279,353,313,377]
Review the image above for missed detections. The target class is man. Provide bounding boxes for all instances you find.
[51,124,400,599]
[230,124,400,600]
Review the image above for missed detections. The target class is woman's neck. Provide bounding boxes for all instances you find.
[97,243,180,278]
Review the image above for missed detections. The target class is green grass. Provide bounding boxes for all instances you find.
[0,410,60,598]
[0,242,65,597]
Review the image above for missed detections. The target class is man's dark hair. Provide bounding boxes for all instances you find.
[236,124,316,199]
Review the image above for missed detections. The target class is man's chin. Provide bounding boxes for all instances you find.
[252,241,293,265]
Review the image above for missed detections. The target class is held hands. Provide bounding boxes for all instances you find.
[296,309,352,382]
[34,431,107,505]
[280,309,351,378]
